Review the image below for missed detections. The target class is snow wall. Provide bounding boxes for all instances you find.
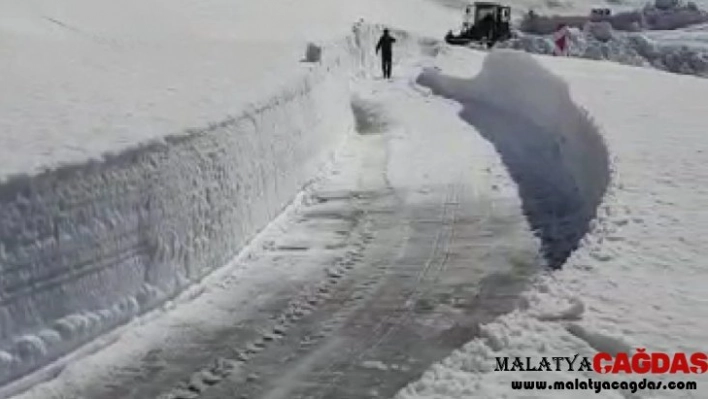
[0,23,430,391]
[417,49,610,269]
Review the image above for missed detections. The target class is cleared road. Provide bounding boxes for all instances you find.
[16,69,541,399]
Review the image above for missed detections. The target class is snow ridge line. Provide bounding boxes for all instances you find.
[0,23,427,393]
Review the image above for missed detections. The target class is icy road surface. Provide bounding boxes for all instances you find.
[14,61,542,399]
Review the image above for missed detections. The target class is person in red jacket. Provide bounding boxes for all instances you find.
[553,23,570,56]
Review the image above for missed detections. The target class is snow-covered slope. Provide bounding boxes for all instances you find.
[436,0,708,78]
[431,0,708,21]
[0,0,457,389]
[417,50,609,270]
[0,16,456,393]
[499,26,708,78]
[0,0,455,179]
[396,49,708,398]
[4,0,708,396]
[0,30,355,390]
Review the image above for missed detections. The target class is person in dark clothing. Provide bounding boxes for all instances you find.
[375,29,396,79]
[480,14,495,40]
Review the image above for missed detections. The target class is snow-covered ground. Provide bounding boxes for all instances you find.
[431,0,708,21]
[395,49,708,399]
[5,35,544,399]
[487,0,708,77]
[0,0,455,179]
[3,0,708,397]
[0,0,457,391]
[499,27,708,77]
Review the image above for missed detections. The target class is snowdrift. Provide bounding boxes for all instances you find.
[520,1,708,34]
[0,50,353,391]
[0,23,432,391]
[417,49,609,269]
[398,35,708,399]
[506,1,708,78]
[500,27,708,78]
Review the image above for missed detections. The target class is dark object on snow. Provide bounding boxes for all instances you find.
[304,43,322,62]
[376,28,397,79]
[590,8,612,21]
[445,2,512,48]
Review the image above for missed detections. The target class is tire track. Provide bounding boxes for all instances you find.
[305,182,461,399]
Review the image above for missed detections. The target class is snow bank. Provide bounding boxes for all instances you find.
[0,0,456,181]
[519,0,708,34]
[499,28,649,65]
[642,0,708,30]
[0,23,430,391]
[499,27,708,77]
[398,37,708,399]
[0,53,352,390]
[416,49,609,269]
[520,14,592,34]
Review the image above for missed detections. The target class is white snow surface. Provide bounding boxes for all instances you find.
[395,49,708,398]
[416,51,609,269]
[433,0,708,21]
[0,5,449,390]
[0,0,455,179]
[6,42,527,399]
[0,39,357,391]
[499,26,708,77]
[3,0,708,396]
[437,0,708,78]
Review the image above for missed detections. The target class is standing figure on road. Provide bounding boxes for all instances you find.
[375,28,396,79]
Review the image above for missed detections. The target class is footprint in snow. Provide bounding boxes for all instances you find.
[590,251,613,262]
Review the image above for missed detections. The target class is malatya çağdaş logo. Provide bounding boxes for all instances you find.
[495,349,708,374]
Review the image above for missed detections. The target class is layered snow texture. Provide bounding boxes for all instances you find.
[0,23,427,389]
[398,37,708,399]
[0,60,352,388]
[416,49,609,269]
[519,0,708,34]
[504,0,708,77]
[0,0,456,181]
[499,26,708,77]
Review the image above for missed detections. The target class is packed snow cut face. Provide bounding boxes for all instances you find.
[0,29,366,392]
[0,65,353,390]
[0,21,454,393]
[417,49,610,269]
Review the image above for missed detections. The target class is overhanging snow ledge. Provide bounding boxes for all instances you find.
[417,49,611,269]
